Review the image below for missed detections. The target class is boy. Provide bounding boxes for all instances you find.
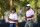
[8,8,18,27]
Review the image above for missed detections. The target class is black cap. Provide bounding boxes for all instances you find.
[12,8,16,12]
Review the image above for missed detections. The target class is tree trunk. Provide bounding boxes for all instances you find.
[10,0,12,10]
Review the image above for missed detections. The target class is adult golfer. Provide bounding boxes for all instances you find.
[25,4,34,27]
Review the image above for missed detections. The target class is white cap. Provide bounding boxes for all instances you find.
[27,4,31,6]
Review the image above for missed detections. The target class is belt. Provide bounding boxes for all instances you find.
[27,20,31,21]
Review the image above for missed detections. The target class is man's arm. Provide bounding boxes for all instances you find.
[25,15,34,20]
[25,15,34,19]
[27,15,34,18]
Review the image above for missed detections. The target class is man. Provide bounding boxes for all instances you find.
[25,4,34,27]
[8,8,18,27]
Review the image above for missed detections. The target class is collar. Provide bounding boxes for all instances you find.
[11,13,16,14]
[27,8,31,11]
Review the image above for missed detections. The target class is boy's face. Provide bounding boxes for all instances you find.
[12,10,15,13]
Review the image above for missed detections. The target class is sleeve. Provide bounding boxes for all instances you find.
[31,11,34,15]
[15,14,18,20]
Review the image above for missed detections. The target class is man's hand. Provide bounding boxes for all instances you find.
[24,17,28,20]
[25,18,27,20]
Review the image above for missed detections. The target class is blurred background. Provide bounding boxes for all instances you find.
[0,0,40,27]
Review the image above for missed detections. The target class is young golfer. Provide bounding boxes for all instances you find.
[8,8,18,27]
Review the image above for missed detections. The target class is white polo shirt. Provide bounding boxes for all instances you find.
[9,13,18,23]
[26,9,34,20]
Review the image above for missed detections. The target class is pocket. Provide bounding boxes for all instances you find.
[14,23,16,26]
[13,23,16,27]
[31,20,34,23]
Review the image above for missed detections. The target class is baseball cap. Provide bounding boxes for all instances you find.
[26,4,31,7]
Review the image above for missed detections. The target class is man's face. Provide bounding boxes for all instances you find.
[26,6,30,10]
[11,10,15,13]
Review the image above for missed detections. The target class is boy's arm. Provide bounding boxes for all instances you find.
[8,17,10,21]
[8,17,18,22]
[9,19,18,22]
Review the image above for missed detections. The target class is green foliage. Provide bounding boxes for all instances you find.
[0,0,40,18]
[21,1,27,7]
[0,0,10,18]
[38,14,40,21]
[29,0,36,10]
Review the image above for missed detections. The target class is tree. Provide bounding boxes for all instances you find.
[10,0,12,10]
[0,0,10,18]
